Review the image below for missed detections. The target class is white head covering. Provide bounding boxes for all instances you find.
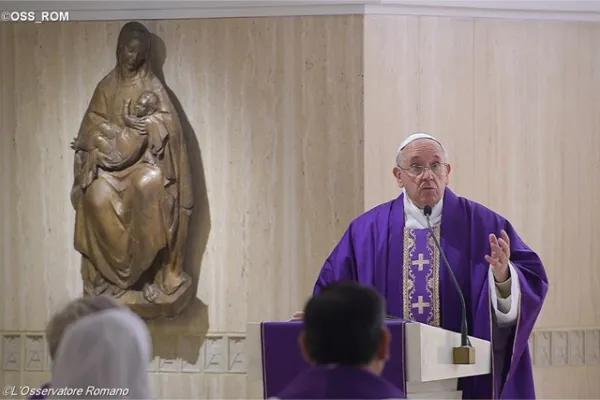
[396,132,447,159]
[50,308,152,399]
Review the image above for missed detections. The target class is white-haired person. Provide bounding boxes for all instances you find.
[49,307,152,399]
[27,295,123,400]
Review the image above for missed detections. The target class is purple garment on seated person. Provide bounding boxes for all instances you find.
[27,382,50,400]
[276,365,404,400]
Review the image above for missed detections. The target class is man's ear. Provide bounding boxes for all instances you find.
[376,328,391,361]
[298,331,313,365]
[392,167,404,188]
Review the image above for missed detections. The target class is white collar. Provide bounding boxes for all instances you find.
[402,188,443,229]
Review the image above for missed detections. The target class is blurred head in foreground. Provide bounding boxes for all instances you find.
[299,281,391,375]
[46,295,123,361]
[50,308,152,399]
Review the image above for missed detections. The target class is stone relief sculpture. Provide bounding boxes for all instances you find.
[70,21,194,319]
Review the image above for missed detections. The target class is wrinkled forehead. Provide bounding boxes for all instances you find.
[403,139,445,161]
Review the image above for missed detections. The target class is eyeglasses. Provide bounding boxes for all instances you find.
[398,162,448,177]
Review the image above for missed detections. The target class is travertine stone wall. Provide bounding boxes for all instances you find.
[0,16,364,399]
[2,13,600,399]
[363,15,600,398]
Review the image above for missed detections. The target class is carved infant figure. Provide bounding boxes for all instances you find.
[71,91,162,172]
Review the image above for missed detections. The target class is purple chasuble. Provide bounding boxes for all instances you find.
[314,188,549,399]
[276,365,405,400]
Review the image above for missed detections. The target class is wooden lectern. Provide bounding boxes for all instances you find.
[247,320,491,399]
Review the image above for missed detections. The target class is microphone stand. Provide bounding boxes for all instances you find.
[423,206,475,365]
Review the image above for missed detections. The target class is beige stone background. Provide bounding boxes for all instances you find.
[1,13,599,399]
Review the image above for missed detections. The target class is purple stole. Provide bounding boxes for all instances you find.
[402,226,441,326]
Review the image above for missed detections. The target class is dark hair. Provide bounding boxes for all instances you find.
[302,281,386,366]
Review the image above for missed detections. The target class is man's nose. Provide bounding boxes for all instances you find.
[421,168,434,180]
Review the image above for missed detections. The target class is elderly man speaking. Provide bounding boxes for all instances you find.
[310,133,548,399]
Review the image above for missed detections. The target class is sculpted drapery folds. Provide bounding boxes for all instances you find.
[70,21,194,317]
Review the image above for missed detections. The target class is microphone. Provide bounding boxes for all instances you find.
[423,205,475,365]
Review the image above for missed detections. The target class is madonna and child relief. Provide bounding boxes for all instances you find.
[70,21,195,319]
